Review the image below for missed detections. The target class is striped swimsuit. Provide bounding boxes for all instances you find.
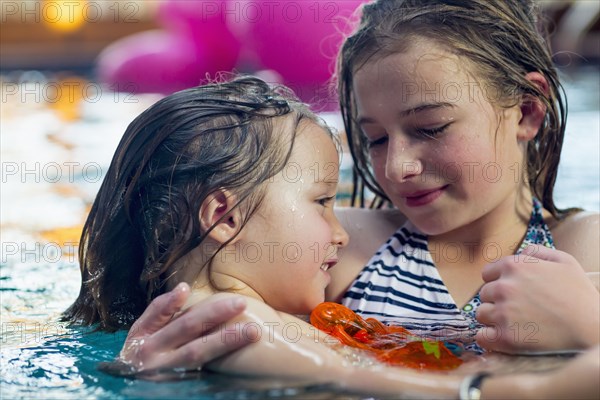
[342,198,554,352]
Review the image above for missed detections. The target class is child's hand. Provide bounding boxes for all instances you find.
[116,283,254,375]
[475,245,599,353]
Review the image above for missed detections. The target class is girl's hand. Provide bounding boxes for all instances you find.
[475,245,600,353]
[481,345,600,399]
[116,283,255,374]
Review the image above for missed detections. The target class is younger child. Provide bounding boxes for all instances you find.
[63,76,468,397]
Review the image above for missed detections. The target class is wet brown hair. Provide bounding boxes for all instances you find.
[63,76,329,331]
[338,0,572,217]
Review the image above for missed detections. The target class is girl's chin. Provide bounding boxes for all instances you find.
[409,218,453,236]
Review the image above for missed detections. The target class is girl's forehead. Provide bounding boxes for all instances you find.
[353,45,485,105]
[357,43,472,84]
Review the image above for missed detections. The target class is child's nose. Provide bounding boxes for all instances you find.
[331,218,349,249]
[385,137,423,182]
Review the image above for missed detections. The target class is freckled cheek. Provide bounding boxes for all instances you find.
[369,156,388,180]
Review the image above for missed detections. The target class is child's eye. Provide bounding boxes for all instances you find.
[367,136,388,149]
[317,196,336,207]
[414,122,452,138]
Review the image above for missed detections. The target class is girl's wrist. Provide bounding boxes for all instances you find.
[479,372,546,400]
[459,372,490,400]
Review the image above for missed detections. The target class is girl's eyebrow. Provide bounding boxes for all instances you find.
[315,179,339,186]
[357,102,456,125]
[400,102,456,117]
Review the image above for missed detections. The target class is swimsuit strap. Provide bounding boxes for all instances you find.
[516,197,555,251]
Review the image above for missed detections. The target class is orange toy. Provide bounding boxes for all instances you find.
[310,302,462,370]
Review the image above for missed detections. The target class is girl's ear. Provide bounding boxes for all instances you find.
[517,72,549,141]
[199,190,243,245]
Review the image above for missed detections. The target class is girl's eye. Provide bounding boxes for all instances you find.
[414,122,452,138]
[317,196,335,207]
[366,136,388,149]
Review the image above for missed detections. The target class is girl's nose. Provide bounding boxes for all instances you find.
[385,136,423,182]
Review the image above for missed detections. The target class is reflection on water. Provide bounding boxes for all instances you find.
[0,68,597,399]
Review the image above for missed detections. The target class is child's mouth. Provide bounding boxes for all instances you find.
[320,260,337,272]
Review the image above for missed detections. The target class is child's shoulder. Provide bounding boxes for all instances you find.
[550,211,599,273]
[195,291,278,312]
[188,291,290,325]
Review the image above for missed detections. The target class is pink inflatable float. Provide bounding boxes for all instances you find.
[97,0,364,108]
[246,0,363,109]
[97,1,241,95]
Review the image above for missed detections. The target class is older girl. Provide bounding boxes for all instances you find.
[105,0,598,397]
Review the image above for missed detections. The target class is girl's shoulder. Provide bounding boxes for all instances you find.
[335,207,407,235]
[334,207,407,267]
[327,207,406,302]
[550,211,599,273]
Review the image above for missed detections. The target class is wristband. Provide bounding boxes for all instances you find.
[459,372,491,400]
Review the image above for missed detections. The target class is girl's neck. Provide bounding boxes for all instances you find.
[428,190,534,306]
[430,189,533,266]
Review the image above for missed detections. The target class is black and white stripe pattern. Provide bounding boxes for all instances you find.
[342,222,472,341]
[342,199,555,350]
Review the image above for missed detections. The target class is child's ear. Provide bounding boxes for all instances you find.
[199,189,242,245]
[517,72,549,141]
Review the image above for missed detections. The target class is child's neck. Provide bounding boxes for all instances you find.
[190,269,266,304]
[166,244,267,304]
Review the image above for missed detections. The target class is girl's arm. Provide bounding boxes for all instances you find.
[481,345,600,400]
[116,283,256,373]
[191,293,462,398]
[552,211,599,274]
[118,290,599,399]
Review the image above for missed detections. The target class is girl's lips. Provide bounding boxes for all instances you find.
[403,185,448,207]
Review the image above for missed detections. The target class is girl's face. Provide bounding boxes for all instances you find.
[353,39,528,236]
[234,120,349,314]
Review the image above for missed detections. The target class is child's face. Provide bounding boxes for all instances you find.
[353,39,528,236]
[235,120,349,314]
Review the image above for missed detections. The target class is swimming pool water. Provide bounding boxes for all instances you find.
[1,68,598,399]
